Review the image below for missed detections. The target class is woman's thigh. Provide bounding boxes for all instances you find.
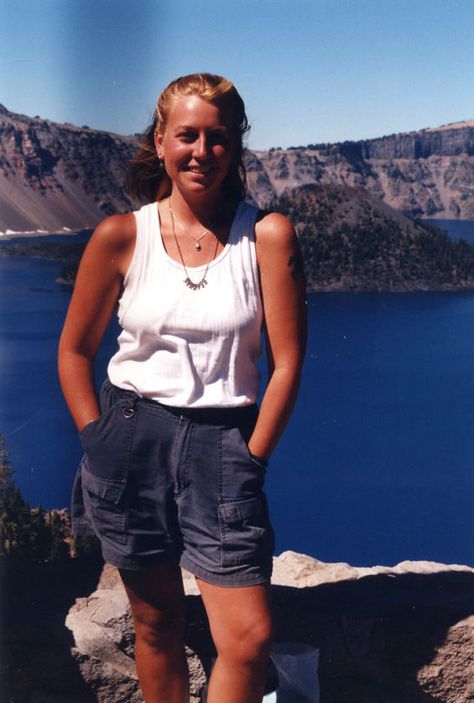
[120,560,186,635]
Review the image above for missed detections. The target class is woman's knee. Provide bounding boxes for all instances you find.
[132,605,186,651]
[216,614,273,665]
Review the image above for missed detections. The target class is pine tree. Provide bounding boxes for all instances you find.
[0,434,30,556]
[0,433,15,504]
[0,434,70,561]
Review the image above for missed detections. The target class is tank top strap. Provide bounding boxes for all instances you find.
[227,201,260,281]
[229,201,259,244]
[123,203,159,289]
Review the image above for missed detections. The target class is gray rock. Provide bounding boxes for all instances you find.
[65,552,474,702]
[65,564,205,702]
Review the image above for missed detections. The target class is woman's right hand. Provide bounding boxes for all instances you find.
[58,213,136,432]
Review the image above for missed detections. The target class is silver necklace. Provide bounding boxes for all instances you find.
[168,202,219,290]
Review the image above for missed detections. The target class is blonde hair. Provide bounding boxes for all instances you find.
[127,73,249,207]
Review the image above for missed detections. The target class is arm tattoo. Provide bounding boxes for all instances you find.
[288,250,305,282]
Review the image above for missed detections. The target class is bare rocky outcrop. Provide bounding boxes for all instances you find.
[0,104,137,232]
[248,122,474,220]
[64,551,474,703]
[1,104,473,232]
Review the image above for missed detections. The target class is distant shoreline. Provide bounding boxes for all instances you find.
[0,228,82,239]
[1,217,473,239]
[1,218,473,293]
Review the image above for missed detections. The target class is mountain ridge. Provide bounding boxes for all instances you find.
[1,105,474,232]
[278,117,474,151]
[248,120,474,218]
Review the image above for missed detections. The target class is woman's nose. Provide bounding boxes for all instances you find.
[193,134,209,159]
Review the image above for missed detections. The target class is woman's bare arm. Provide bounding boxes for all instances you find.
[248,212,307,460]
[57,213,136,432]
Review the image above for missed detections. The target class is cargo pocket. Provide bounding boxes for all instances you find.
[81,461,128,545]
[219,495,273,567]
[70,457,96,537]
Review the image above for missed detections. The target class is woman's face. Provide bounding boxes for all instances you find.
[155,95,234,198]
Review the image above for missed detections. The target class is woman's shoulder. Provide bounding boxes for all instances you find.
[254,209,294,247]
[88,212,137,253]
[82,213,137,278]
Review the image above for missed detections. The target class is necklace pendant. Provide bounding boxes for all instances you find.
[195,242,201,251]
[184,276,207,291]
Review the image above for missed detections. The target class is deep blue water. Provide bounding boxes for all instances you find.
[0,222,473,567]
[422,218,474,243]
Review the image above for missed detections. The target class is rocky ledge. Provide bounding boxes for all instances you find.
[63,551,474,702]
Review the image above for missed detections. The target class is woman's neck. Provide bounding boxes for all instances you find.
[167,188,225,228]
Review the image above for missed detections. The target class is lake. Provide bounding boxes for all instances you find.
[422,218,474,244]
[0,220,473,567]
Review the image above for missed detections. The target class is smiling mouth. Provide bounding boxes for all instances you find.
[186,166,213,175]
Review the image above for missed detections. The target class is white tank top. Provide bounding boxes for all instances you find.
[107,201,263,407]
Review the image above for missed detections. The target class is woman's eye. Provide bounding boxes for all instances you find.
[209,133,229,146]
[176,131,229,146]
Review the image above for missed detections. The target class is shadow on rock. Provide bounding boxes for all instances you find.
[186,569,474,703]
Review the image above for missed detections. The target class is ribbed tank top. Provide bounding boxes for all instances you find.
[107,201,263,407]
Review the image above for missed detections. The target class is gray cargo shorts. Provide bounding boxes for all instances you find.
[71,379,275,586]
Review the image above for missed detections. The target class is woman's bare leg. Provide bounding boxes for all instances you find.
[197,578,273,703]
[120,562,189,703]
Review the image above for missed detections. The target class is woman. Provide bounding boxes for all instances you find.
[58,73,306,703]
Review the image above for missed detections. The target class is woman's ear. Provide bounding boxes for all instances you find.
[154,130,164,160]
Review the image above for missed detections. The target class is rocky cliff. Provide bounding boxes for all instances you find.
[0,104,137,232]
[248,121,474,220]
[1,105,473,232]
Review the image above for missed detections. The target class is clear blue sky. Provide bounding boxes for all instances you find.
[1,0,473,150]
